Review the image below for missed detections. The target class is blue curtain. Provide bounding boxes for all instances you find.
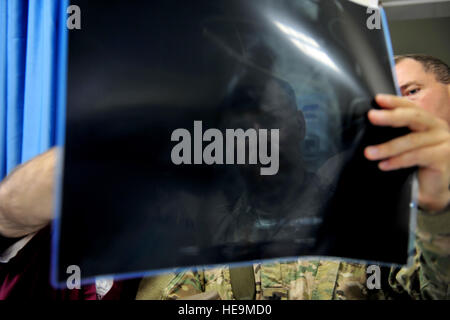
[0,0,68,180]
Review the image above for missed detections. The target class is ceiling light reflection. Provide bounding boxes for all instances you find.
[273,20,339,73]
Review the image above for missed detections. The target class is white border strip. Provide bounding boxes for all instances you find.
[349,0,380,8]
[383,0,450,7]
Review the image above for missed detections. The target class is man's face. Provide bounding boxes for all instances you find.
[395,58,450,125]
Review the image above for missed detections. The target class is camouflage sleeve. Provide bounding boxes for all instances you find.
[136,266,236,300]
[389,206,450,300]
[163,270,206,299]
[135,271,205,300]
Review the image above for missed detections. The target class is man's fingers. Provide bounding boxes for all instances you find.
[372,94,450,211]
[368,107,446,132]
[365,130,449,161]
[375,142,450,171]
[375,94,414,109]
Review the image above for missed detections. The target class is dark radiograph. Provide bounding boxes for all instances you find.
[54,0,415,284]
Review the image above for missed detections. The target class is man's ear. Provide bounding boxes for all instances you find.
[296,109,306,141]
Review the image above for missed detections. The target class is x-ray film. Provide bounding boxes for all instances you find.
[53,0,416,285]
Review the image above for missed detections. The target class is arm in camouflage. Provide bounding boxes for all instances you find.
[136,268,234,300]
[388,206,450,300]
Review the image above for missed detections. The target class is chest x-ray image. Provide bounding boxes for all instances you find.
[53,0,416,285]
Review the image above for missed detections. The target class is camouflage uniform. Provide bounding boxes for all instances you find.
[136,207,450,300]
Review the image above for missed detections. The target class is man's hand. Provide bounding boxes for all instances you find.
[365,94,450,212]
[0,148,57,238]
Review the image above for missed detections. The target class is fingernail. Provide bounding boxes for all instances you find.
[368,109,381,117]
[376,94,391,102]
[379,161,390,170]
[366,147,378,158]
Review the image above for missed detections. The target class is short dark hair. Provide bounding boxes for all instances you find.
[394,54,450,85]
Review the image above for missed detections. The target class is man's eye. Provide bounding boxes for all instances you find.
[406,88,420,96]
